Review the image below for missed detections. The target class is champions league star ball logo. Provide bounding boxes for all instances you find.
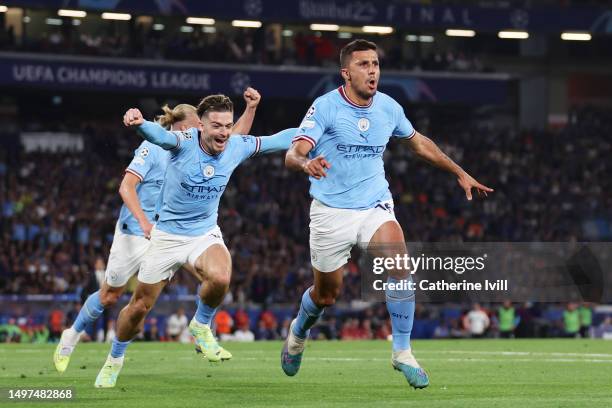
[244,0,263,17]
[230,72,251,95]
[305,105,315,119]
[203,165,215,178]
[358,118,370,132]
[510,9,529,29]
[139,147,149,157]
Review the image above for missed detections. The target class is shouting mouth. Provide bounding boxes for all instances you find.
[212,136,227,150]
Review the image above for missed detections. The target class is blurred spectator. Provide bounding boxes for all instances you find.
[234,309,250,331]
[578,303,593,338]
[48,309,65,341]
[144,317,161,341]
[234,315,255,342]
[593,317,612,339]
[463,303,490,338]
[0,318,21,342]
[166,307,188,342]
[215,309,234,341]
[33,324,49,343]
[563,303,580,338]
[255,309,279,340]
[498,301,517,338]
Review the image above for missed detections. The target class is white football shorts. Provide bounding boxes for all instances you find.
[105,226,151,287]
[309,199,398,273]
[138,225,225,284]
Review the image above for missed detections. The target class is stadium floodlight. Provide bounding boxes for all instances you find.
[419,35,434,42]
[186,17,215,25]
[0,5,7,12]
[498,30,529,39]
[338,32,352,39]
[180,25,194,33]
[72,19,81,26]
[282,29,293,37]
[362,26,393,34]
[446,29,476,37]
[561,32,591,41]
[310,23,339,31]
[202,26,216,33]
[58,9,86,18]
[45,18,63,26]
[153,23,164,31]
[101,12,131,21]
[231,20,262,28]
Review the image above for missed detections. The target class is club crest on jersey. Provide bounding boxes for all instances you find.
[203,165,215,178]
[139,147,149,157]
[357,118,370,132]
[305,105,315,118]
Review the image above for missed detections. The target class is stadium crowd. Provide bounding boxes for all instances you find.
[2,22,488,72]
[0,106,610,340]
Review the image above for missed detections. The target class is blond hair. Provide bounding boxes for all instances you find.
[156,104,197,129]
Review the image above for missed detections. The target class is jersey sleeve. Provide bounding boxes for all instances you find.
[168,127,198,155]
[232,134,261,164]
[258,128,298,154]
[293,97,332,148]
[125,141,158,182]
[392,101,416,139]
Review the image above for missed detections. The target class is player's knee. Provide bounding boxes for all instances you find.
[207,266,231,290]
[314,287,341,307]
[99,290,121,307]
[209,273,231,291]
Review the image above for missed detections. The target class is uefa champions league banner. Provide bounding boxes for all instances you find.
[360,242,612,303]
[0,53,510,104]
[3,0,612,33]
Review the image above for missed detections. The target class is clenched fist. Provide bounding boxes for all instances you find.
[243,87,261,109]
[123,108,144,127]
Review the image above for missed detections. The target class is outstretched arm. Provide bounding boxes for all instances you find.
[407,132,493,200]
[285,140,331,180]
[258,128,299,154]
[231,87,261,135]
[123,108,179,150]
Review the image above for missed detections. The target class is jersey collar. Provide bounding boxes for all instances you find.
[338,86,373,108]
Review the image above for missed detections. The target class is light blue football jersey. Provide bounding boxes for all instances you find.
[155,129,264,236]
[294,86,415,210]
[118,141,169,236]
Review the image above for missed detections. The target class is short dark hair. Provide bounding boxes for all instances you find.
[196,94,233,118]
[339,39,378,68]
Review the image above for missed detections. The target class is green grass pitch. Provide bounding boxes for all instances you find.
[1,339,612,407]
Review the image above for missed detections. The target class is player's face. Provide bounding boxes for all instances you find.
[201,111,234,155]
[343,49,380,100]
